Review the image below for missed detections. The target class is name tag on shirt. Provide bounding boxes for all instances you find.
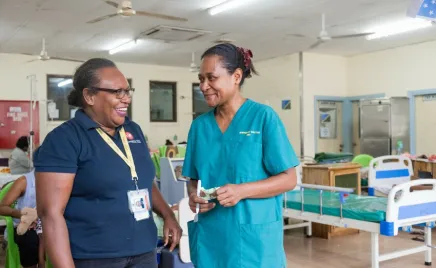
[127,189,151,221]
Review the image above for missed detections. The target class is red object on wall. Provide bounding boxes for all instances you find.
[0,101,40,149]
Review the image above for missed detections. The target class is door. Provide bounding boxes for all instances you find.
[317,100,343,153]
[360,102,390,157]
[415,95,436,156]
[352,101,360,155]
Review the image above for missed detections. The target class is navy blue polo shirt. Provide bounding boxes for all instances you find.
[34,109,157,259]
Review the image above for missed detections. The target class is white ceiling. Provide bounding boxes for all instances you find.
[1,0,436,67]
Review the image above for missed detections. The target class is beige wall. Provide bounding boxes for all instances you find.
[348,40,436,155]
[244,54,301,155]
[303,53,349,157]
[0,53,198,151]
[348,40,436,97]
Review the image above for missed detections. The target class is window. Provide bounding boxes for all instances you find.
[150,81,177,122]
[47,75,133,121]
[47,75,75,121]
[192,83,211,119]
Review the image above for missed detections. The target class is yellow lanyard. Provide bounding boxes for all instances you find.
[96,127,139,189]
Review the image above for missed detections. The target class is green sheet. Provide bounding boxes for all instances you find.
[284,190,387,222]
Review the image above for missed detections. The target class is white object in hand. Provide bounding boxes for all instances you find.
[194,180,201,222]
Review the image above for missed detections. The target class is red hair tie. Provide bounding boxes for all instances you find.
[237,47,253,68]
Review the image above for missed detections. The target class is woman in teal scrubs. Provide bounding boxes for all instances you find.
[182,43,300,268]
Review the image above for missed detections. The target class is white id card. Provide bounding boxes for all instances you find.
[127,189,151,221]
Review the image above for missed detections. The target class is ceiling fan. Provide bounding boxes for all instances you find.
[288,13,374,49]
[189,52,199,73]
[87,0,188,24]
[24,38,83,63]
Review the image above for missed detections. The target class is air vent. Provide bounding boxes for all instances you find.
[212,38,235,44]
[141,25,211,42]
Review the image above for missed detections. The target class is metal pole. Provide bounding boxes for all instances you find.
[298,183,354,193]
[27,74,36,168]
[299,52,304,158]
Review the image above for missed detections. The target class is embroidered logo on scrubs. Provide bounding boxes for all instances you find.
[239,130,260,136]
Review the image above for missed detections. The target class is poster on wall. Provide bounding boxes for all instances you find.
[281,99,291,110]
[319,107,337,139]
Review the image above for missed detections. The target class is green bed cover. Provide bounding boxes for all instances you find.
[284,190,387,222]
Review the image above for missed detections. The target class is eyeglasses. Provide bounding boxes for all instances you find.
[92,87,135,99]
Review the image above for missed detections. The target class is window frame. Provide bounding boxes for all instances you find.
[149,81,177,123]
[192,83,211,120]
[46,74,74,121]
[46,74,133,121]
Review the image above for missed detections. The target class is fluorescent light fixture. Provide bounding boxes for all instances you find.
[366,18,432,40]
[58,79,72,87]
[208,0,253,16]
[108,40,137,55]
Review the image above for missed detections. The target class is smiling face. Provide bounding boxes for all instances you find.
[84,67,131,128]
[198,55,242,107]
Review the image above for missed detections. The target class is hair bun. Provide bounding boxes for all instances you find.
[67,89,82,107]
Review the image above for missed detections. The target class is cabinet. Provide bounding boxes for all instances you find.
[302,162,361,239]
[412,159,436,178]
[360,97,410,158]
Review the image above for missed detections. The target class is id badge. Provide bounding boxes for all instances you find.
[127,189,151,221]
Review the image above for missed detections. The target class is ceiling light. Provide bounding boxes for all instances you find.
[366,18,432,40]
[58,79,72,87]
[108,40,138,55]
[207,0,253,16]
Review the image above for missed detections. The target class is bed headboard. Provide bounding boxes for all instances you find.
[385,179,436,236]
[368,155,413,196]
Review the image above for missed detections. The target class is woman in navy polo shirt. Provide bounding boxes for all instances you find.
[34,58,182,268]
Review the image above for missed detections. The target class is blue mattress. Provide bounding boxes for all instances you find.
[284,190,388,222]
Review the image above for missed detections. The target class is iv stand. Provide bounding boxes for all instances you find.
[27,74,37,169]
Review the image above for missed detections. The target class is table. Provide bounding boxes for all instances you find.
[412,159,436,178]
[302,162,361,239]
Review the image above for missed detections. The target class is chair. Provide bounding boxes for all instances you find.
[352,154,374,187]
[0,182,21,268]
[352,154,374,168]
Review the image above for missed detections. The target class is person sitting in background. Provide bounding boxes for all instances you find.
[0,169,44,268]
[9,136,31,175]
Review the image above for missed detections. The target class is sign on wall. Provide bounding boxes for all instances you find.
[319,107,337,139]
[281,99,291,110]
[423,94,436,101]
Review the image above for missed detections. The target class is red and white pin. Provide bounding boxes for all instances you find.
[125,132,134,140]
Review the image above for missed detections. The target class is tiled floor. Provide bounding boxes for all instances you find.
[284,229,436,267]
[0,229,434,267]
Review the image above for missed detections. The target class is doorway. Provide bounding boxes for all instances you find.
[316,100,343,153]
[314,94,385,156]
[414,94,436,156]
[352,101,360,155]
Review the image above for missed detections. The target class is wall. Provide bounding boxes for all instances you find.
[302,53,349,158]
[348,41,436,97]
[0,53,198,151]
[348,41,436,155]
[0,51,354,160]
[244,54,301,155]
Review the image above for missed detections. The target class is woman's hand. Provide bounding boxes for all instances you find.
[188,191,215,213]
[163,215,182,252]
[216,184,245,207]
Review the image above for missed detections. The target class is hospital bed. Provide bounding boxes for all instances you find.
[284,179,436,268]
[282,163,312,236]
[367,155,414,197]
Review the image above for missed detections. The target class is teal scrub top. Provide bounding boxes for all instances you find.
[182,99,300,268]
